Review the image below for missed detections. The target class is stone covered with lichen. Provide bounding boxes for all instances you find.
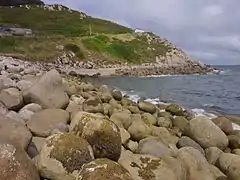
[78,158,134,180]
[0,143,40,180]
[70,111,122,161]
[36,133,94,180]
[118,150,180,180]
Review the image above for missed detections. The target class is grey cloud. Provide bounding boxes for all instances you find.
[44,0,240,65]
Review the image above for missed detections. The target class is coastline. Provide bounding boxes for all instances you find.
[0,55,240,179]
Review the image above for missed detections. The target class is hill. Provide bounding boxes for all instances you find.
[0,0,44,6]
[0,4,209,72]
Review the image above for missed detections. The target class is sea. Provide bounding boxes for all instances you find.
[89,65,240,121]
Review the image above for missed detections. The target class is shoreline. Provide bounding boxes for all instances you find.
[0,55,240,179]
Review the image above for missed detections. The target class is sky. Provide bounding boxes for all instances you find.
[44,0,240,65]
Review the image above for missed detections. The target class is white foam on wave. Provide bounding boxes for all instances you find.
[191,108,217,119]
[232,123,240,130]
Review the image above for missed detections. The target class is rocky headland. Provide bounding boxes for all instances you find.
[0,55,239,180]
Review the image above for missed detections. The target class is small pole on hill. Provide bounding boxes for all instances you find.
[89,24,92,36]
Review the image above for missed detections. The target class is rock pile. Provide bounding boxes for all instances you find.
[0,58,238,180]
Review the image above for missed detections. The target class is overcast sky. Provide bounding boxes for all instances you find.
[45,0,240,65]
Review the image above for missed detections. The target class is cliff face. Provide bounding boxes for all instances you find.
[0,0,44,6]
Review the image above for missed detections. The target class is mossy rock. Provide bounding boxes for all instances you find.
[37,133,94,180]
[166,104,184,116]
[79,158,134,180]
[70,112,122,161]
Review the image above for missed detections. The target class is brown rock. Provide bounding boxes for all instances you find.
[0,118,32,150]
[0,88,23,111]
[0,143,40,180]
[27,109,70,137]
[212,116,233,135]
[79,158,134,180]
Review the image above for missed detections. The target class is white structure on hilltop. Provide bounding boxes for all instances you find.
[134,28,145,33]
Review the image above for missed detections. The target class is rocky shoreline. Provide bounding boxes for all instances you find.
[0,54,215,78]
[0,55,239,180]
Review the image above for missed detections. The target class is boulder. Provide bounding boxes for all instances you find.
[82,82,95,92]
[166,104,184,116]
[128,105,140,114]
[128,119,151,141]
[111,89,123,101]
[0,76,16,90]
[70,112,121,161]
[27,109,70,137]
[83,96,104,114]
[138,101,156,114]
[0,143,40,180]
[79,158,134,180]
[137,137,177,158]
[0,118,32,149]
[16,80,33,91]
[118,150,180,180]
[125,140,138,152]
[110,112,132,129]
[121,97,136,107]
[141,113,157,126]
[20,103,42,113]
[172,116,189,132]
[32,137,46,152]
[120,127,131,145]
[205,147,223,165]
[177,147,215,180]
[229,130,240,137]
[151,126,179,145]
[177,136,205,155]
[228,135,240,149]
[157,117,172,128]
[100,93,112,103]
[0,88,23,111]
[218,153,240,180]
[23,69,69,109]
[210,165,227,180]
[232,149,240,155]
[37,133,94,180]
[184,116,229,149]
[212,116,233,135]
[158,111,174,120]
[4,110,25,124]
[18,109,35,122]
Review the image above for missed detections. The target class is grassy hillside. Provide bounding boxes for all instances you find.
[0,4,172,64]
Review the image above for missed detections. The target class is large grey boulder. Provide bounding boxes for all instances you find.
[37,133,94,180]
[205,147,223,165]
[0,118,32,150]
[218,153,240,180]
[23,69,69,109]
[110,112,132,129]
[0,143,40,180]
[137,137,177,158]
[212,116,233,135]
[177,147,215,180]
[118,150,183,180]
[128,119,151,141]
[177,136,204,155]
[70,112,121,161]
[82,96,104,114]
[138,101,156,114]
[0,88,24,111]
[27,109,70,137]
[184,116,229,149]
[0,76,16,90]
[79,158,134,180]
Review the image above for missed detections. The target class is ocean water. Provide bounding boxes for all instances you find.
[90,65,240,117]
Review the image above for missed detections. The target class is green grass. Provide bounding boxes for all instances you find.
[0,6,132,37]
[0,5,173,64]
